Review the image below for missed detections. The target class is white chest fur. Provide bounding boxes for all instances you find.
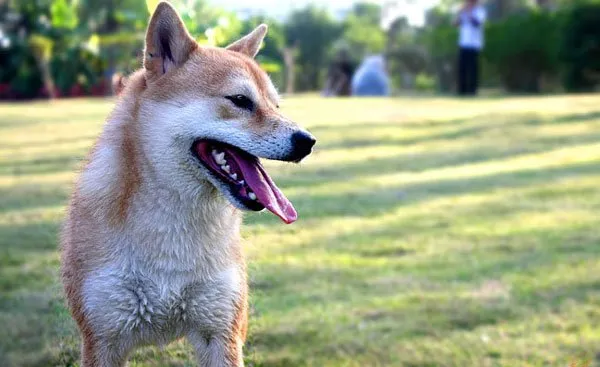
[82,263,243,345]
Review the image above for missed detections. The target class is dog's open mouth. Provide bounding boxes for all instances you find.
[193,140,297,224]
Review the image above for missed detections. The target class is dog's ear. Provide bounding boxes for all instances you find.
[111,73,127,95]
[144,1,196,81]
[226,24,268,58]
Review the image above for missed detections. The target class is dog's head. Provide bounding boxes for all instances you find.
[135,2,315,224]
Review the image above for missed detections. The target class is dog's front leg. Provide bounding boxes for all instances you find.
[189,331,244,367]
[80,334,131,367]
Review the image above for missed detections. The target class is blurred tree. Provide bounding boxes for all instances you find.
[560,1,600,91]
[284,5,341,91]
[79,0,147,34]
[342,2,386,61]
[0,0,78,98]
[77,0,148,88]
[484,10,560,92]
[420,7,457,92]
[385,13,430,91]
[283,46,297,94]
[51,0,78,30]
[351,2,381,25]
[152,0,241,46]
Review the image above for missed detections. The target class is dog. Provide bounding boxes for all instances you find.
[60,2,315,366]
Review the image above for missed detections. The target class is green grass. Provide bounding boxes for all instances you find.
[1,95,600,366]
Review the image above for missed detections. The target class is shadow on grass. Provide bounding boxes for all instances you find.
[320,122,491,150]
[1,135,96,149]
[0,184,69,213]
[526,110,600,125]
[268,159,600,224]
[0,114,89,131]
[0,155,83,176]
[0,219,60,251]
[319,111,600,151]
[0,220,60,291]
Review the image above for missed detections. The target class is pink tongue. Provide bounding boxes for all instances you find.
[232,154,297,224]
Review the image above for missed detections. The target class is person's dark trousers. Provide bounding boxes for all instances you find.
[458,47,480,96]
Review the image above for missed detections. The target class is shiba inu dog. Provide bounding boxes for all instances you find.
[60,2,315,366]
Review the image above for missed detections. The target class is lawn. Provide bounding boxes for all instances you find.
[1,95,600,366]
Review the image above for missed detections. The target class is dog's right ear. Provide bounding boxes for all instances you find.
[144,1,196,82]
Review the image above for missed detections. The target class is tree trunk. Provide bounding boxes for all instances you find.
[29,36,57,99]
[36,57,57,99]
[283,47,296,94]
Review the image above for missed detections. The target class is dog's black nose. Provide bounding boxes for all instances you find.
[286,131,316,162]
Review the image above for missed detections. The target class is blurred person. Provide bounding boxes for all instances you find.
[322,48,354,97]
[454,0,487,96]
[351,55,390,97]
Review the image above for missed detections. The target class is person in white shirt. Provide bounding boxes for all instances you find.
[454,0,487,96]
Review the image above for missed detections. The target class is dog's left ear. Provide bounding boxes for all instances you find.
[144,1,196,82]
[226,24,268,58]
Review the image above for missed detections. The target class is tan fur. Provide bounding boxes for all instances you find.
[111,73,127,95]
[60,2,314,366]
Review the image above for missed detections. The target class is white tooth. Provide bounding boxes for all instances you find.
[238,180,245,185]
[248,192,257,200]
[230,173,238,180]
[221,165,230,173]
[215,152,226,165]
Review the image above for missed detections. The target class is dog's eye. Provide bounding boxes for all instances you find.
[225,95,254,111]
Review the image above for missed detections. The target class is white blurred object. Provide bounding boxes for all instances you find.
[381,0,441,29]
[351,55,390,97]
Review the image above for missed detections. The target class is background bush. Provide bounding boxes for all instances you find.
[560,2,600,92]
[483,11,561,93]
[1,0,600,98]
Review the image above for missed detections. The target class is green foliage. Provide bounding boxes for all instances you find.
[158,0,242,47]
[0,1,53,98]
[285,5,342,91]
[415,72,436,91]
[420,7,457,92]
[560,2,600,92]
[342,14,385,58]
[50,45,106,94]
[78,0,148,33]
[341,3,385,61]
[0,42,42,98]
[0,0,147,98]
[484,10,561,93]
[50,0,78,30]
